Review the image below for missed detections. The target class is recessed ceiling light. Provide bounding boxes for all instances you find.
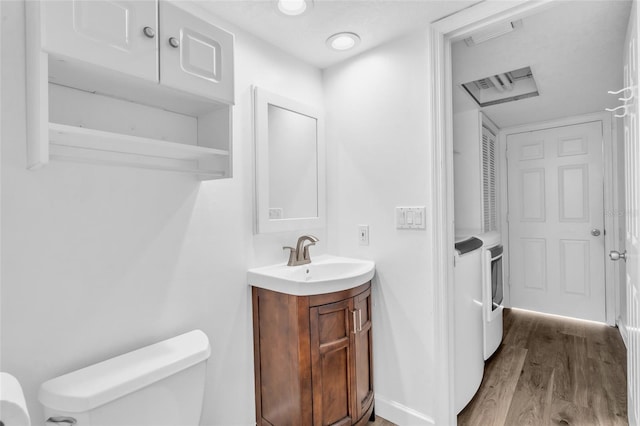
[326,32,361,51]
[277,0,308,16]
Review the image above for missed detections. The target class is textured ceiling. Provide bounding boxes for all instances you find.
[452,0,632,128]
[198,0,478,69]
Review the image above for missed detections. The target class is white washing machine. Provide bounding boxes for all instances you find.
[476,231,504,360]
[453,236,485,413]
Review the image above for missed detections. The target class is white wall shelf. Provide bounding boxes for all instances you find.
[48,123,229,177]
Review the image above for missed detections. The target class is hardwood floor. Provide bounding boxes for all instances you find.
[458,308,628,426]
[367,309,626,426]
[369,416,396,426]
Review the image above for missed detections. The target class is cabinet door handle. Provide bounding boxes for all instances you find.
[358,309,363,331]
[142,26,155,38]
[352,310,357,334]
[168,37,180,48]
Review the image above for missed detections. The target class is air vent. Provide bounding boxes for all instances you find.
[461,66,539,107]
[464,20,523,46]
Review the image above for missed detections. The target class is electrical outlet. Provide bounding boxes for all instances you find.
[358,225,369,245]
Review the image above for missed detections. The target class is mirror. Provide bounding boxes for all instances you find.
[253,87,326,233]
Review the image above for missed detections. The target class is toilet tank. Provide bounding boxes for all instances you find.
[38,330,211,426]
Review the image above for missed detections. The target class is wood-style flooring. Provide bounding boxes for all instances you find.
[369,416,396,426]
[458,308,628,426]
[369,308,626,426]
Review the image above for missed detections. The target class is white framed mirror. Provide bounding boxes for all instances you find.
[253,86,326,233]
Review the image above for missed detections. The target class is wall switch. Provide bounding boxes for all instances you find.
[396,207,426,229]
[358,225,369,245]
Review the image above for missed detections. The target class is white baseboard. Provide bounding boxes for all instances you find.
[618,319,629,349]
[375,394,435,425]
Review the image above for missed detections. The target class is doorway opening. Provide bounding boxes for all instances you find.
[429,1,632,424]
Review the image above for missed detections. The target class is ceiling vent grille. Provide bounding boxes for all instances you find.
[461,66,539,107]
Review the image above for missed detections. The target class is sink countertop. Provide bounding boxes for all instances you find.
[247,254,375,296]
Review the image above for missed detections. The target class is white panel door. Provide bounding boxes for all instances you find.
[507,121,606,322]
[159,1,234,103]
[619,1,640,423]
[41,1,158,82]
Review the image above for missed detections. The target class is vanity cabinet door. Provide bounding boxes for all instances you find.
[252,283,373,426]
[310,298,355,426]
[41,0,159,82]
[159,1,234,103]
[353,288,374,420]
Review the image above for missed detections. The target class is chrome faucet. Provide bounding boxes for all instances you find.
[283,235,319,266]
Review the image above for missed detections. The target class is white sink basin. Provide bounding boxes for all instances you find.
[248,254,375,296]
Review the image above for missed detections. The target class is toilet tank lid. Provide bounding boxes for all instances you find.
[38,330,211,413]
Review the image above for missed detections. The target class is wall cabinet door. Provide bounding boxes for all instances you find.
[353,288,374,420]
[41,0,159,82]
[159,1,234,103]
[310,298,355,426]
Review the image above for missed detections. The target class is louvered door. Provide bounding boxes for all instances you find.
[482,126,498,231]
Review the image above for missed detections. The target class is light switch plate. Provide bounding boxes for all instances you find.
[396,207,426,229]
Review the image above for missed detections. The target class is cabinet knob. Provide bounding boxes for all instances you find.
[168,37,180,48]
[142,26,155,38]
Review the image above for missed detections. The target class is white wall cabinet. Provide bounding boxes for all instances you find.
[27,0,234,179]
[41,1,159,83]
[160,2,233,102]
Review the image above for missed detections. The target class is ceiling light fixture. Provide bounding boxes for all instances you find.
[326,32,361,51]
[464,20,523,46]
[277,0,308,16]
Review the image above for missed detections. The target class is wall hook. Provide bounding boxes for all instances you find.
[605,105,626,112]
[608,86,634,95]
[605,104,628,118]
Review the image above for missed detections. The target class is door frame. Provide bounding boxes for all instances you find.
[498,112,618,326]
[428,1,620,424]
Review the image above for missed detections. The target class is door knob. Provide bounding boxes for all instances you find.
[609,250,627,261]
[168,37,180,48]
[591,228,601,236]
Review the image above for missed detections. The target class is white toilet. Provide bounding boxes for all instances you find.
[1,330,211,426]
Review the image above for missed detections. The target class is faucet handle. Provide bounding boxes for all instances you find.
[302,241,316,261]
[283,246,297,266]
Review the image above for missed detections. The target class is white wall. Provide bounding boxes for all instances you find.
[324,30,438,424]
[0,1,324,425]
[453,109,483,233]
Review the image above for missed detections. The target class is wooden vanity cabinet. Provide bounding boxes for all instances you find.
[252,282,374,426]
